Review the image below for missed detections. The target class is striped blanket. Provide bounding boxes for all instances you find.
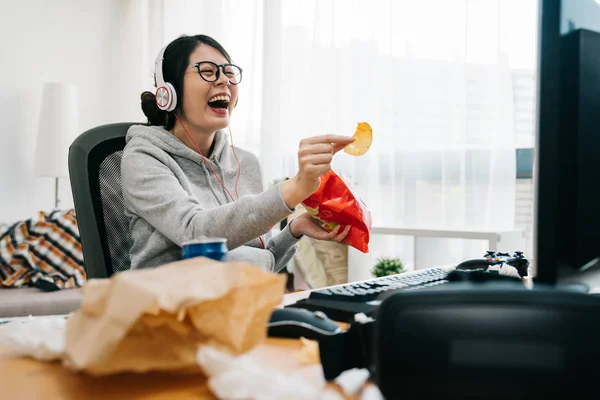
[0,210,86,291]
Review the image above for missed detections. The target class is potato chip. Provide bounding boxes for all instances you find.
[344,122,372,156]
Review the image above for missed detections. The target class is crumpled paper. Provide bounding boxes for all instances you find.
[334,368,383,400]
[335,368,370,396]
[488,263,522,279]
[360,385,384,400]
[0,316,67,361]
[198,346,328,400]
[198,346,383,400]
[62,257,286,375]
[353,313,375,324]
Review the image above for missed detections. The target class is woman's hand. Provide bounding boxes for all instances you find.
[280,135,355,209]
[288,212,351,243]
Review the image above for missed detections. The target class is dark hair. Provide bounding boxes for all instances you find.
[140,34,232,130]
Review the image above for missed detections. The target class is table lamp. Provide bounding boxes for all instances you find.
[33,82,79,210]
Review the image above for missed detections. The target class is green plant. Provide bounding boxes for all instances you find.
[270,177,289,187]
[371,256,405,278]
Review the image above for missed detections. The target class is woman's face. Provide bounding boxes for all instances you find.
[180,44,239,133]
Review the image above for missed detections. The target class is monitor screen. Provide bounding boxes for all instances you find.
[533,0,600,284]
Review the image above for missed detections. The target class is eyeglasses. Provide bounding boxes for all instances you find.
[190,61,243,85]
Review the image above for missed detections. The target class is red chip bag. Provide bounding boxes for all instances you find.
[301,170,372,253]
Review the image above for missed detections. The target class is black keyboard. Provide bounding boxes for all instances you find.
[286,267,452,322]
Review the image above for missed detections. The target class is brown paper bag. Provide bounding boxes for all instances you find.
[63,257,286,376]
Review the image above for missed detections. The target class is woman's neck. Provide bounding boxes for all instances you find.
[171,118,216,157]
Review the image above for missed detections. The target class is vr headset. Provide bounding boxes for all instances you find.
[319,280,600,399]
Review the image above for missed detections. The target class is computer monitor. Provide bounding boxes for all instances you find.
[534,0,600,284]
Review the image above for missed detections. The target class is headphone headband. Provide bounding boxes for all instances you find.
[154,45,167,89]
[154,44,177,112]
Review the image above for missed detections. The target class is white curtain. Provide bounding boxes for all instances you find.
[130,0,538,270]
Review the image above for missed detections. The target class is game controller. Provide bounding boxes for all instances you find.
[455,251,530,277]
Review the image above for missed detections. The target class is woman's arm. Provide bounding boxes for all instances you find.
[121,148,293,251]
[265,224,300,272]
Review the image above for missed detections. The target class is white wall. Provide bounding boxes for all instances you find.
[0,0,147,223]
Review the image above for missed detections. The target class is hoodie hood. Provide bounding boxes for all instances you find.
[126,124,229,163]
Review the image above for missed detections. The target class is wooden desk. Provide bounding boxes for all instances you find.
[0,291,361,400]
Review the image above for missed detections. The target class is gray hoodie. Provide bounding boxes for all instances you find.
[121,124,299,271]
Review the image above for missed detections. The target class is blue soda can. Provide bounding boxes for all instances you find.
[182,237,228,261]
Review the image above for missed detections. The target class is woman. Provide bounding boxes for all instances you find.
[121,34,354,271]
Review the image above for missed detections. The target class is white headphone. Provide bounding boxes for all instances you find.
[154,45,178,112]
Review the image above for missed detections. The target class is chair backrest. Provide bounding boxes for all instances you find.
[68,122,139,279]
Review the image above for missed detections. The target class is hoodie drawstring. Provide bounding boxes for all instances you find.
[200,162,227,205]
[212,162,232,203]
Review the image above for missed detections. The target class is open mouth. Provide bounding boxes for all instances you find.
[207,95,230,110]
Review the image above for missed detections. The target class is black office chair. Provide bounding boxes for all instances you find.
[68,122,139,279]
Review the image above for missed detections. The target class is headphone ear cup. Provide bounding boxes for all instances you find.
[165,82,177,112]
[155,82,178,112]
